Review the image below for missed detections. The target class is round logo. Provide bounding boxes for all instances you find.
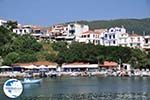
[3,79,23,98]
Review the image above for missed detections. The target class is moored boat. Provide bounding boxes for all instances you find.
[22,78,42,84]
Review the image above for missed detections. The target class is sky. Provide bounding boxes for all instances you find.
[0,0,150,26]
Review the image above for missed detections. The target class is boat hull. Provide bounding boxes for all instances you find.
[22,79,42,84]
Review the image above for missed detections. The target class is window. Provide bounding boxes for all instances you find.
[138,37,140,41]
[111,30,113,32]
[20,30,22,32]
[109,35,111,39]
[124,39,126,42]
[113,35,115,39]
[70,25,74,28]
[93,40,95,44]
[137,43,140,46]
[24,30,26,33]
[145,39,148,43]
[87,35,90,38]
[113,41,115,44]
[131,38,133,42]
[98,40,100,44]
[69,30,75,35]
[105,34,107,38]
[93,35,95,38]
[35,30,40,33]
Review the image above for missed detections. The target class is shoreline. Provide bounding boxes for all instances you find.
[0,70,150,78]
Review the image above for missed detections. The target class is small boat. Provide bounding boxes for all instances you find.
[22,78,42,84]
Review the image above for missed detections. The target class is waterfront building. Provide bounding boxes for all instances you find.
[122,63,131,71]
[12,61,57,71]
[99,61,118,69]
[62,62,98,72]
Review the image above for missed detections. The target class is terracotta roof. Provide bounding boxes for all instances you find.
[129,34,141,37]
[82,30,100,35]
[62,62,98,68]
[94,29,107,33]
[13,61,57,66]
[33,61,57,66]
[63,62,89,65]
[100,61,118,67]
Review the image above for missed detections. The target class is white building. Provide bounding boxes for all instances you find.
[13,26,32,35]
[77,30,102,45]
[67,23,89,40]
[31,26,44,37]
[0,19,7,26]
[103,27,127,46]
[101,27,146,49]
[127,34,144,48]
[51,24,67,36]
[118,33,129,47]
[142,36,150,51]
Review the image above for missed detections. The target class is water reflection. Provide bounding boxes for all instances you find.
[23,84,41,89]
[0,77,150,100]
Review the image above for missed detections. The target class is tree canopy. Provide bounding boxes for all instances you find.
[0,26,150,68]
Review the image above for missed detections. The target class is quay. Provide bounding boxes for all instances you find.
[0,61,150,78]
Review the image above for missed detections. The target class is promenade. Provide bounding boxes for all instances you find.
[0,68,150,78]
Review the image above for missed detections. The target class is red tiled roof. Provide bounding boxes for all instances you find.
[100,61,118,67]
[63,62,89,65]
[129,34,141,37]
[81,30,100,35]
[12,61,57,66]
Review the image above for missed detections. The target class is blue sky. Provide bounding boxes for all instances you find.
[0,0,150,26]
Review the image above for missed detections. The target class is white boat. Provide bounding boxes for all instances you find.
[22,78,42,84]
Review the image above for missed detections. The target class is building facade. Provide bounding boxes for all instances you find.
[13,26,32,35]
[103,27,127,46]
[67,23,89,41]
[0,19,7,26]
[77,31,102,45]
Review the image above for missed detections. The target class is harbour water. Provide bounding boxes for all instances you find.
[1,77,150,100]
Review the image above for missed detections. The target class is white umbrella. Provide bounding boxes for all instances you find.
[0,66,12,69]
[23,65,37,69]
[38,65,48,69]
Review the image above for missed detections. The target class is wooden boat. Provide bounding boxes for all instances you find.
[22,78,42,84]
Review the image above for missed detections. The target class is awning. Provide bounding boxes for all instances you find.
[0,66,12,69]
[62,64,98,68]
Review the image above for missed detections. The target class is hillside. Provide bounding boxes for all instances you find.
[70,18,150,35]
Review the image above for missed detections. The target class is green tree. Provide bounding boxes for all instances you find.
[0,26,12,47]
[17,53,37,63]
[5,20,18,31]
[2,52,19,65]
